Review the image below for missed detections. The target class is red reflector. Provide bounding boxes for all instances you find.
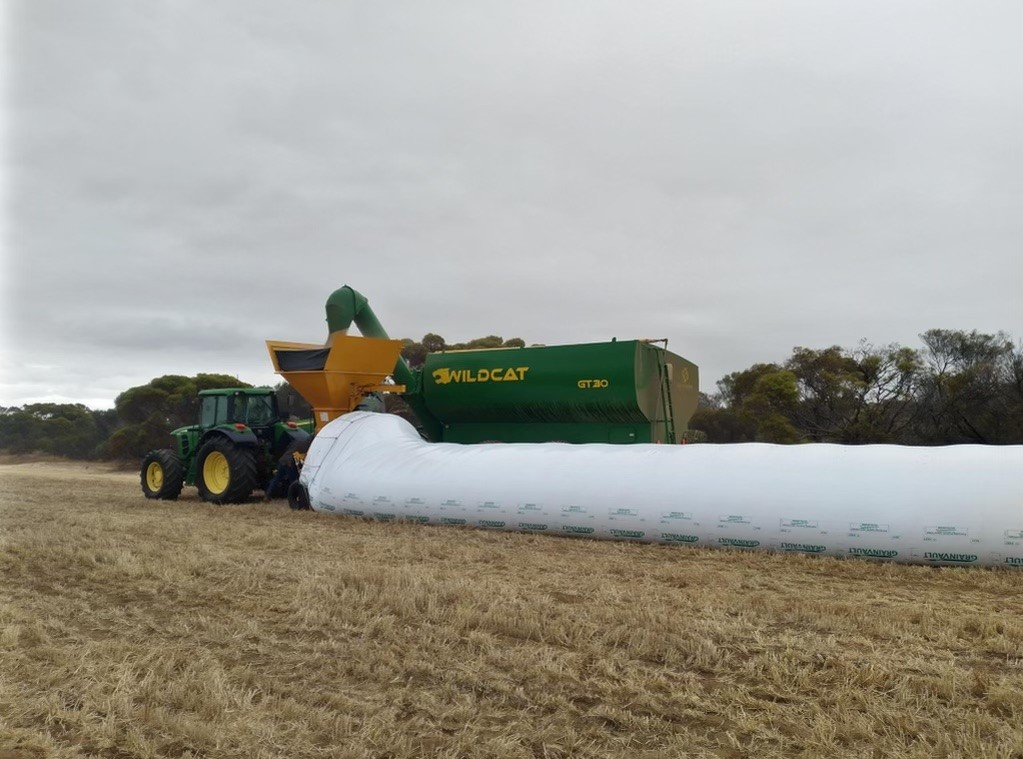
[234,423,247,430]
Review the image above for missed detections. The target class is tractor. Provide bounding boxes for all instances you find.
[140,387,312,503]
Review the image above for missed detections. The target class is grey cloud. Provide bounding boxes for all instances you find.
[3,0,1021,408]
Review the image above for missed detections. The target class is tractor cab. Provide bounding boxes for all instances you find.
[199,389,278,429]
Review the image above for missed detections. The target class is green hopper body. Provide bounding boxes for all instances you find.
[421,340,698,444]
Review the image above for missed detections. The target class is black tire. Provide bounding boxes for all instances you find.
[196,438,258,504]
[287,480,311,511]
[141,449,184,500]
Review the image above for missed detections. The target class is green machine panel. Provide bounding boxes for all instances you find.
[420,340,698,444]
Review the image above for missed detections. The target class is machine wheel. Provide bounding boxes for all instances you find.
[141,449,184,500]
[287,480,311,511]
[196,438,258,504]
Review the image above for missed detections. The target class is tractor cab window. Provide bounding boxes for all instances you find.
[232,394,275,426]
[230,395,248,424]
[247,395,275,426]
[200,396,228,427]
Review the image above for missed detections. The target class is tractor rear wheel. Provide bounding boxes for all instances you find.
[141,449,184,500]
[196,438,258,504]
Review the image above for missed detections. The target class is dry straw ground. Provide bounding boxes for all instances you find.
[1,459,1022,759]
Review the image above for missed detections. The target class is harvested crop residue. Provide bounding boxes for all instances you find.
[1,461,1021,758]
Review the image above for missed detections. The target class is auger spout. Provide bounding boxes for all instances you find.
[323,286,442,440]
[268,287,442,438]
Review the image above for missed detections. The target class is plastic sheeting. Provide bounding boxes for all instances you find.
[300,412,1023,568]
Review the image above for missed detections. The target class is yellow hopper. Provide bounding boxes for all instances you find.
[266,334,406,430]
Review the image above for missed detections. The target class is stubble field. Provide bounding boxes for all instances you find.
[1,458,1022,758]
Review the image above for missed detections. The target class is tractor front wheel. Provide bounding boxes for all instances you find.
[196,438,258,504]
[141,449,184,500]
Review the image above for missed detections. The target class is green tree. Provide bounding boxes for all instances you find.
[400,333,525,369]
[687,406,757,443]
[693,364,800,442]
[0,403,108,458]
[454,335,505,350]
[916,330,1021,443]
[717,363,783,408]
[690,332,1022,445]
[274,382,312,420]
[104,374,250,459]
[783,344,922,443]
[422,333,447,354]
[784,346,862,441]
[401,333,449,369]
[745,370,801,443]
[844,343,922,443]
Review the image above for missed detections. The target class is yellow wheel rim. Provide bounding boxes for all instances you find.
[146,462,164,491]
[203,451,231,495]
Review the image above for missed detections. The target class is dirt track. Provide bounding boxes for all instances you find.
[2,460,1022,758]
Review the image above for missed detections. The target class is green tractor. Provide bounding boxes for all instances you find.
[140,387,312,503]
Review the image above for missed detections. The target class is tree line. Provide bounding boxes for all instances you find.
[1,328,1019,460]
[398,333,527,368]
[0,374,311,462]
[690,329,1023,445]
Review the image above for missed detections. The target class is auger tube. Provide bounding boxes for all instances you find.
[323,286,443,441]
[299,412,1023,569]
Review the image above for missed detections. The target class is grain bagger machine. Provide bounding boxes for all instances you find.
[266,286,700,445]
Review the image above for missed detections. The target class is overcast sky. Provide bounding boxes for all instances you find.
[2,1,1020,410]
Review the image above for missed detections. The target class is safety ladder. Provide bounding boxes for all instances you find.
[652,340,677,444]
